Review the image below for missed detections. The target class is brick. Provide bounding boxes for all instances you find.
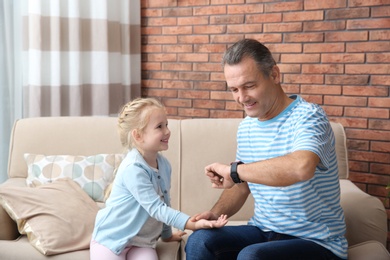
[141,0,177,8]
[347,42,390,52]
[162,62,192,71]
[347,129,390,141]
[343,85,389,97]
[350,0,390,7]
[284,74,324,84]
[145,35,177,44]
[193,100,225,109]
[372,141,390,153]
[178,53,209,62]
[349,161,369,172]
[142,79,162,89]
[284,32,324,43]
[178,108,209,118]
[178,16,209,25]
[300,95,323,104]
[142,45,162,53]
[345,107,390,119]
[322,106,344,116]
[264,22,302,33]
[265,1,303,12]
[178,0,209,6]
[278,64,301,73]
[348,18,390,30]
[142,62,161,71]
[367,53,390,63]
[162,26,193,35]
[267,43,302,53]
[324,96,367,106]
[210,15,245,25]
[141,9,162,17]
[211,0,245,4]
[178,90,210,99]
[349,172,389,185]
[304,0,347,10]
[282,84,300,93]
[281,54,320,63]
[371,163,390,175]
[227,24,263,33]
[325,7,370,20]
[371,76,390,85]
[333,117,368,128]
[304,43,345,53]
[163,44,193,53]
[143,88,177,98]
[163,7,193,17]
[369,119,390,130]
[302,64,344,74]
[325,75,369,85]
[321,53,365,63]
[193,6,227,16]
[210,72,226,81]
[193,63,222,72]
[179,72,210,81]
[370,30,390,40]
[350,150,390,164]
[210,34,244,43]
[227,4,264,14]
[346,64,390,75]
[372,6,390,17]
[210,91,234,100]
[246,13,282,23]
[304,21,346,31]
[347,139,370,150]
[193,25,227,34]
[163,80,193,89]
[301,85,342,95]
[194,44,226,53]
[145,17,177,26]
[162,98,192,108]
[283,11,323,22]
[325,31,368,42]
[149,71,179,80]
[368,97,390,108]
[178,35,209,44]
[146,53,177,62]
[250,33,283,43]
[210,110,244,118]
[142,27,162,35]
[194,81,226,91]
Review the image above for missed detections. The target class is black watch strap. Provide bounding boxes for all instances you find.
[230,161,244,183]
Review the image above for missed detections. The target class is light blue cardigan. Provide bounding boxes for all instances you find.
[92,148,189,255]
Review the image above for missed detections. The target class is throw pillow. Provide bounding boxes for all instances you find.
[24,153,124,202]
[0,178,100,255]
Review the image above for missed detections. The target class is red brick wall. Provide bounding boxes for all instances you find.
[141,0,390,248]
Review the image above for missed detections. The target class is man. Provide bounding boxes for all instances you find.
[185,39,348,260]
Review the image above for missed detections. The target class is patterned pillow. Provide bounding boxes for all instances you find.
[24,153,124,202]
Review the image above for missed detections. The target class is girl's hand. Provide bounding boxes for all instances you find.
[195,214,228,229]
[162,231,187,242]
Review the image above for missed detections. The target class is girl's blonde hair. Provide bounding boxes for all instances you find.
[105,97,165,200]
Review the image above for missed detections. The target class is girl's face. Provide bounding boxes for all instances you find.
[138,107,170,153]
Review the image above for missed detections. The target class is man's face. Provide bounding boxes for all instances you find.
[225,57,280,121]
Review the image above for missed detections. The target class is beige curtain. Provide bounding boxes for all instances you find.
[22,0,141,117]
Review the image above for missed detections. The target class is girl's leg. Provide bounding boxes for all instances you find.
[90,240,130,260]
[126,246,158,260]
[185,225,267,260]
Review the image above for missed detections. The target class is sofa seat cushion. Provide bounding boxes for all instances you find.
[24,153,124,202]
[0,178,99,255]
[348,240,390,260]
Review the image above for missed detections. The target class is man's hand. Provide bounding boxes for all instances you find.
[205,162,235,189]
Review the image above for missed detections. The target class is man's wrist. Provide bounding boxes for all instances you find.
[230,161,244,183]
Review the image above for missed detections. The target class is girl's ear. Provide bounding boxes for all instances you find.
[132,129,143,143]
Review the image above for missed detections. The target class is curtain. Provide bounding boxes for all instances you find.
[0,0,23,183]
[22,0,141,117]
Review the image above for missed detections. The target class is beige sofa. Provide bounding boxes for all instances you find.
[0,117,389,260]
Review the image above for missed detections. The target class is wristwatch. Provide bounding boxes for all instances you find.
[230,161,244,183]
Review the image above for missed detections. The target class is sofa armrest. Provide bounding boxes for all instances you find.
[0,178,28,240]
[340,179,387,247]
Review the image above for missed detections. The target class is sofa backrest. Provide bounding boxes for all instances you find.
[7,117,348,221]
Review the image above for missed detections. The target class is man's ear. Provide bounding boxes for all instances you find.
[271,65,281,84]
[132,129,142,143]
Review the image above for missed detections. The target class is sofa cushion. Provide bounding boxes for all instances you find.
[25,153,124,202]
[0,178,99,256]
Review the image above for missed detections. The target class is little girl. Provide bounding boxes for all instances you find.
[90,98,228,260]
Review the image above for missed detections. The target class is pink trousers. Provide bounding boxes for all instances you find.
[90,240,158,260]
